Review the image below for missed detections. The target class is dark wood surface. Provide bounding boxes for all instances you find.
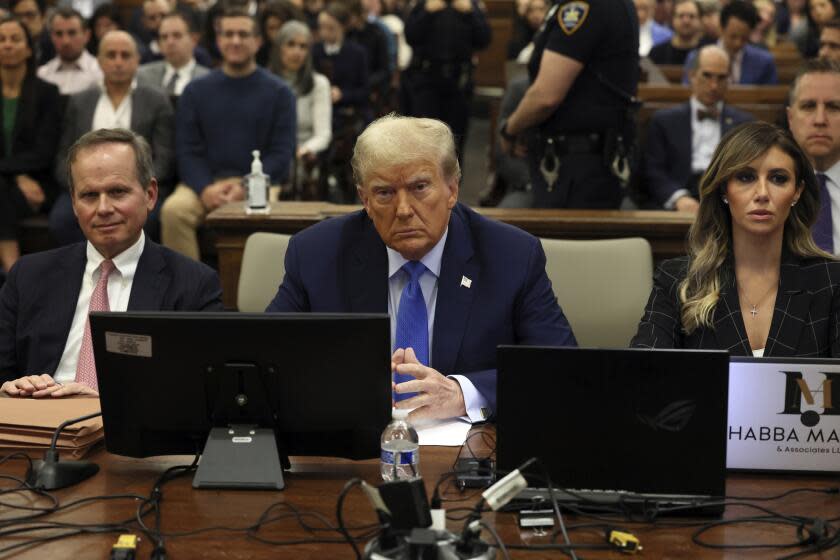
[2,428,839,559]
[205,202,694,309]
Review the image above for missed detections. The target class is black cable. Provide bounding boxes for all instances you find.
[336,478,364,560]
[477,520,510,560]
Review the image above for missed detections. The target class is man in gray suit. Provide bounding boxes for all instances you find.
[49,30,175,245]
[136,12,209,97]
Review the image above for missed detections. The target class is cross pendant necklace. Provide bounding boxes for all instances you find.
[739,282,776,319]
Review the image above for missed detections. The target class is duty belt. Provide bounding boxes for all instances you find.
[546,132,604,155]
[539,132,606,192]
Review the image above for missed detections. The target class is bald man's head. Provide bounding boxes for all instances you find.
[98,30,140,88]
[690,45,731,106]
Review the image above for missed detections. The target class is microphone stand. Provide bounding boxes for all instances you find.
[26,411,102,490]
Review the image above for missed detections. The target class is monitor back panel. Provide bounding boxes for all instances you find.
[497,347,729,498]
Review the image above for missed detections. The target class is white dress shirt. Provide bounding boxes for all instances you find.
[92,81,135,131]
[822,159,840,253]
[162,58,196,96]
[639,20,653,57]
[386,229,489,422]
[53,233,146,384]
[37,50,103,95]
[665,97,723,209]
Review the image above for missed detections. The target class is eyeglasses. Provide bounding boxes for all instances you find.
[220,30,255,39]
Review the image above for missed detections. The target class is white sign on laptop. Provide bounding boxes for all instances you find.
[728,357,840,473]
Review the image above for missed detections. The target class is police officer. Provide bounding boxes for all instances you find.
[500,0,639,208]
[402,0,491,156]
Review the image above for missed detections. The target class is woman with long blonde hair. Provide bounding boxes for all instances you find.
[631,122,840,357]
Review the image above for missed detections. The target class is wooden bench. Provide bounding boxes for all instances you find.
[206,201,694,309]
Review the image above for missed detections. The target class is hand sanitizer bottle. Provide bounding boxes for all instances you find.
[247,150,268,209]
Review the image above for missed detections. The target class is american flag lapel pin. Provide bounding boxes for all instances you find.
[461,276,472,288]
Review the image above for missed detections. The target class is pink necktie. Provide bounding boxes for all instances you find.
[75,260,116,390]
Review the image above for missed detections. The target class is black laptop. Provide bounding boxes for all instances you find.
[497,346,730,516]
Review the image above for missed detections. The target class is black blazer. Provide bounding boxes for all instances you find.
[631,255,840,357]
[0,240,223,383]
[0,74,62,205]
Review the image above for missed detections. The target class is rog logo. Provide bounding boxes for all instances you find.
[637,400,697,432]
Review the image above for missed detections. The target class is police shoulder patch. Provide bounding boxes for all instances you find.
[558,1,590,35]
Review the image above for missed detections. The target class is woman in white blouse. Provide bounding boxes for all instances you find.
[270,20,332,196]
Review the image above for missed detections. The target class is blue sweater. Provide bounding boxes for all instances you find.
[177,68,296,193]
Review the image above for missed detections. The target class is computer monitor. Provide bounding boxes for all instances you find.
[90,312,392,490]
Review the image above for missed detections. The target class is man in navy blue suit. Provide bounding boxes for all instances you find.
[266,115,576,421]
[0,128,222,398]
[683,0,777,85]
[646,45,753,212]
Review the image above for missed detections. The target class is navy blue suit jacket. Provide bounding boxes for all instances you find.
[0,240,223,383]
[645,102,753,206]
[683,44,777,85]
[265,203,577,412]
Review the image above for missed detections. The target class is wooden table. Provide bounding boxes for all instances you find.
[2,429,838,559]
[206,202,694,309]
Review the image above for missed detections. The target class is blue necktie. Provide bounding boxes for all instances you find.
[393,261,428,402]
[813,173,834,254]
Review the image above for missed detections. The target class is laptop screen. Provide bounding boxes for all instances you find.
[497,346,729,498]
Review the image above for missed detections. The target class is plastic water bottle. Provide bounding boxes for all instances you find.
[380,409,420,481]
[246,149,268,209]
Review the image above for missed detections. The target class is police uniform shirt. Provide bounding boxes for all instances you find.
[528,0,638,134]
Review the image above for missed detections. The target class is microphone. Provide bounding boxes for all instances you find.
[26,411,102,490]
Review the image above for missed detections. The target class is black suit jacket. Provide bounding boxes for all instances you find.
[0,74,62,205]
[631,255,840,356]
[266,203,577,412]
[644,102,753,207]
[0,240,223,382]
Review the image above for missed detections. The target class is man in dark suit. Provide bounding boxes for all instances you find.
[266,115,577,421]
[646,45,753,212]
[49,30,174,245]
[135,12,210,98]
[0,128,222,398]
[683,0,777,85]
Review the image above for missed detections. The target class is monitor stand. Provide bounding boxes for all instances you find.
[193,424,285,490]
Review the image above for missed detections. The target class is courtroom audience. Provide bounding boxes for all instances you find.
[270,20,332,198]
[803,0,840,56]
[646,45,753,212]
[787,58,840,253]
[649,0,703,65]
[751,0,778,48]
[346,0,391,101]
[136,11,210,97]
[86,3,121,56]
[818,18,840,60]
[637,0,673,57]
[266,114,577,420]
[0,16,61,273]
[49,30,175,245]
[0,128,222,398]
[684,0,778,84]
[698,0,722,40]
[312,1,369,200]
[255,0,305,67]
[632,122,840,357]
[508,0,548,64]
[133,0,170,63]
[779,0,809,52]
[37,7,103,95]
[10,0,53,66]
[161,8,295,261]
[506,0,533,60]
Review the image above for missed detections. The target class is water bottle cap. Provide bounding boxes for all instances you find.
[392,408,410,421]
